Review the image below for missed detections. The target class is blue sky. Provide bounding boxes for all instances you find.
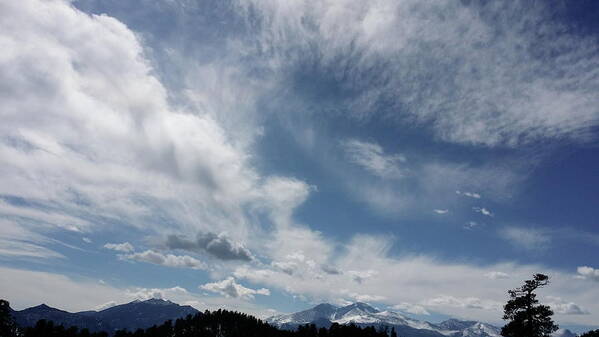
[1,0,599,333]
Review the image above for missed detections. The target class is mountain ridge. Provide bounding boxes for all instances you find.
[11,298,198,333]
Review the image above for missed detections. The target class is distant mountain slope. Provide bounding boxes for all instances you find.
[13,304,108,332]
[12,299,198,333]
[90,299,198,332]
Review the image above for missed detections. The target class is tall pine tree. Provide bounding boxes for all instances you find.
[501,274,558,337]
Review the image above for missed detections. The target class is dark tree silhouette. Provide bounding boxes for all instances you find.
[0,299,18,337]
[501,273,558,337]
[581,330,599,337]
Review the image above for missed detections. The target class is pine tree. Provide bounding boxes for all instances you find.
[580,330,599,337]
[501,273,558,337]
[0,299,18,337]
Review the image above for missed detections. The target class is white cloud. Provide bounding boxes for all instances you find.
[0,0,329,279]
[121,250,206,270]
[577,266,599,282]
[104,242,135,253]
[341,139,405,179]
[499,226,551,251]
[392,302,430,315]
[348,270,378,284]
[82,237,92,244]
[464,221,479,230]
[271,261,298,275]
[125,286,188,301]
[344,292,386,303]
[200,277,270,300]
[456,191,482,199]
[484,271,510,280]
[434,209,449,214]
[473,207,493,217]
[546,296,590,315]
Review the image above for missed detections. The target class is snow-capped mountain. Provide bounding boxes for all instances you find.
[267,302,501,337]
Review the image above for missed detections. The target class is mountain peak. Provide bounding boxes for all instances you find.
[341,302,379,313]
[313,303,337,311]
[29,303,58,311]
[141,298,173,305]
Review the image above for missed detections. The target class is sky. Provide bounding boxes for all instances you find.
[1,0,599,333]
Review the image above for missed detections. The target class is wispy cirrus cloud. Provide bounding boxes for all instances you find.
[484,271,510,280]
[341,139,405,179]
[499,226,551,251]
[104,242,135,253]
[239,0,599,147]
[423,295,501,311]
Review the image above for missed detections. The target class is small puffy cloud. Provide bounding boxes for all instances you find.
[473,207,493,217]
[392,302,430,315]
[166,232,253,262]
[456,190,481,199]
[434,209,449,214]
[200,277,270,300]
[82,237,92,244]
[464,221,479,230]
[342,139,406,179]
[121,250,206,270]
[499,227,550,251]
[484,271,510,280]
[577,266,599,282]
[103,242,134,253]
[546,296,589,315]
[126,286,188,301]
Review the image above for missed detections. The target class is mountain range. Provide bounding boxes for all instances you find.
[10,298,198,333]
[266,302,577,337]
